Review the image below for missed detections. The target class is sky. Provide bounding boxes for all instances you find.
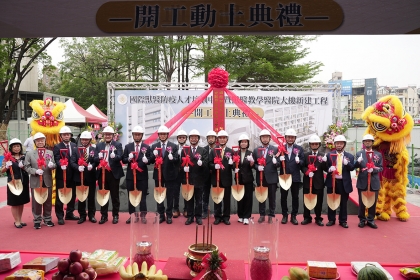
[47,35,420,87]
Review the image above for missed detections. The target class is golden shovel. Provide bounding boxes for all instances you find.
[129,152,142,207]
[255,148,268,203]
[303,155,317,210]
[279,152,292,190]
[58,149,72,205]
[327,154,340,210]
[211,148,224,204]
[154,148,166,204]
[34,148,48,204]
[361,151,376,208]
[97,150,110,206]
[181,146,194,201]
[76,147,89,202]
[7,165,23,196]
[231,146,244,201]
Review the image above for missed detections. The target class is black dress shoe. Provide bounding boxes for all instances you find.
[358,221,366,228]
[258,216,265,223]
[65,214,80,221]
[185,217,193,225]
[14,222,23,228]
[126,217,131,224]
[214,218,221,225]
[281,216,288,224]
[89,217,97,223]
[166,217,172,224]
[326,221,335,226]
[77,217,86,224]
[196,218,203,225]
[268,217,273,224]
[301,219,312,225]
[315,220,324,227]
[339,222,349,228]
[99,217,108,224]
[183,211,188,218]
[21,222,27,227]
[290,216,298,225]
[112,216,119,224]
[367,222,378,229]
[223,219,231,225]
[58,219,65,225]
[159,216,165,224]
[173,210,180,218]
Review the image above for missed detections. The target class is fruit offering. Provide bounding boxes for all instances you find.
[281,267,309,280]
[119,261,168,280]
[52,249,96,280]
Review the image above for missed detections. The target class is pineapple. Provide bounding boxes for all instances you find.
[202,250,225,280]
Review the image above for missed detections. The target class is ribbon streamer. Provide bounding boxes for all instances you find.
[99,159,111,171]
[131,162,143,173]
[305,163,317,175]
[59,158,68,167]
[181,155,194,167]
[214,157,225,170]
[78,157,87,166]
[154,156,163,169]
[257,157,266,166]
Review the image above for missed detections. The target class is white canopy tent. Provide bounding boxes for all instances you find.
[86,104,107,120]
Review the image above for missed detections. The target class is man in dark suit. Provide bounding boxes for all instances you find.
[208,130,234,225]
[202,130,217,219]
[301,135,326,226]
[94,126,124,224]
[279,128,304,225]
[253,129,280,224]
[70,131,98,224]
[236,134,254,225]
[53,126,79,225]
[325,135,355,228]
[150,125,180,224]
[122,125,151,224]
[181,129,208,225]
[354,134,383,229]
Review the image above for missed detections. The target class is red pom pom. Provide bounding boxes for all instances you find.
[208,68,229,88]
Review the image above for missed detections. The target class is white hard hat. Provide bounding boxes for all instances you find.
[132,125,144,133]
[362,134,375,141]
[217,130,228,137]
[33,132,46,140]
[259,129,270,137]
[238,134,250,141]
[206,130,217,137]
[157,125,170,133]
[103,126,115,134]
[9,138,22,145]
[189,129,200,137]
[334,135,347,143]
[285,128,297,137]
[308,135,321,143]
[59,126,72,134]
[177,129,187,137]
[80,131,92,139]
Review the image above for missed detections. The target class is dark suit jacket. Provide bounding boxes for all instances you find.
[122,142,151,183]
[280,144,304,183]
[301,152,326,190]
[203,145,213,181]
[150,141,179,181]
[325,151,355,194]
[94,140,124,180]
[53,141,77,181]
[253,145,280,185]
[70,145,98,184]
[208,146,234,187]
[180,145,209,186]
[237,150,254,185]
[354,150,383,191]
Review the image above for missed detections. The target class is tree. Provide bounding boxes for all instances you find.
[0,38,56,139]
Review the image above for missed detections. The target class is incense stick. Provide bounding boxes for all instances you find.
[202,225,205,251]
[210,224,212,249]
[195,224,198,249]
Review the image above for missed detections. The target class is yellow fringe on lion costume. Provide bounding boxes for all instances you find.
[362,95,414,221]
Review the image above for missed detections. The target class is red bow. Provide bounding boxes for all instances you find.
[305,163,317,176]
[99,159,111,171]
[362,162,375,171]
[131,162,143,173]
[60,158,68,167]
[181,155,194,167]
[37,158,46,168]
[4,152,15,162]
[232,154,240,163]
[78,157,87,166]
[154,156,163,169]
[214,157,225,170]
[257,157,266,166]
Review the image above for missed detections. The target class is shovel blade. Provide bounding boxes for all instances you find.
[96,189,110,206]
[279,174,292,190]
[58,187,72,205]
[255,186,268,203]
[76,185,89,202]
[181,183,194,201]
[154,187,166,204]
[304,194,317,210]
[129,189,142,207]
[34,187,48,204]
[7,179,23,196]
[361,191,376,208]
[211,186,224,204]
[327,193,341,210]
[232,184,245,201]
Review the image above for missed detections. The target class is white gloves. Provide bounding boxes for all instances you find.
[309,172,314,178]
[197,159,202,166]
[61,165,67,170]
[128,153,134,160]
[368,168,373,173]
[18,161,24,168]
[357,155,363,163]
[322,155,327,162]
[246,155,254,162]
[5,161,13,168]
[295,156,300,164]
[36,169,44,175]
[153,150,158,156]
[258,165,264,171]
[228,158,233,165]
[87,163,93,171]
[78,166,85,172]
[98,152,104,159]
[235,168,239,173]
[91,144,96,148]
[343,158,348,165]
[110,152,115,159]
[48,161,54,168]
[184,166,189,172]
[280,156,285,161]
[168,153,173,160]
[215,164,220,170]
[328,166,336,173]
[142,157,148,163]
[272,157,277,164]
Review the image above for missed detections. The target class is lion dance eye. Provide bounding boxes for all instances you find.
[56,111,64,121]
[372,122,387,132]
[32,111,40,119]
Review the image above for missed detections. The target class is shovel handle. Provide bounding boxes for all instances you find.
[235,162,239,186]
[158,165,162,188]
[80,170,84,186]
[259,170,263,187]
[309,177,313,193]
[366,151,374,192]
[63,167,67,189]
[216,169,220,188]
[101,165,105,190]
[9,166,17,189]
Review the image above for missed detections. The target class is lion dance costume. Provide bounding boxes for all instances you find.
[29,98,66,203]
[362,95,414,221]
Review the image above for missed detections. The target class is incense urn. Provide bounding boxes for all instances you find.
[184,243,218,276]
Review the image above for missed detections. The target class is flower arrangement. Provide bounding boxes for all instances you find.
[323,120,349,150]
